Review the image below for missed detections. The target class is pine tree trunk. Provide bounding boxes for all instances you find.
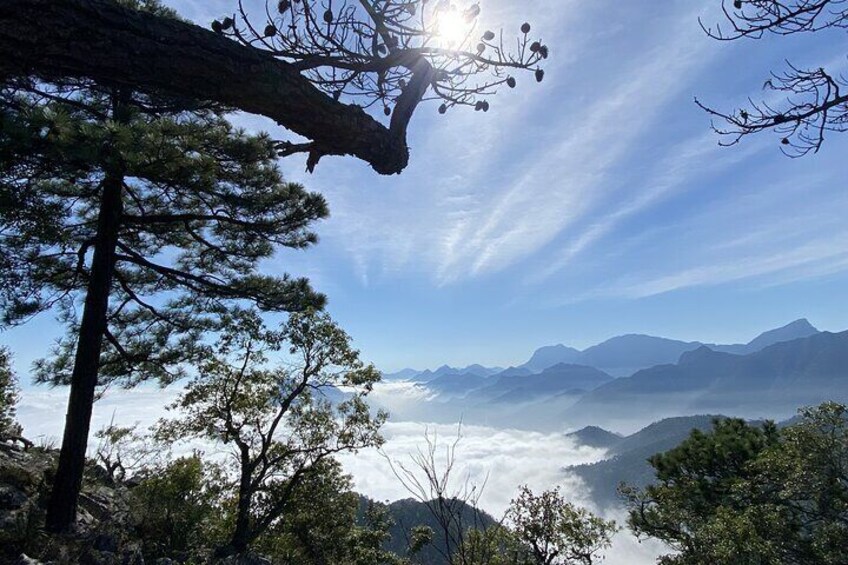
[44,139,125,533]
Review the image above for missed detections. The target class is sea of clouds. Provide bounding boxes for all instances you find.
[16,384,664,564]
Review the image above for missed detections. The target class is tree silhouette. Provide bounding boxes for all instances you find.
[0,0,549,174]
[698,0,848,156]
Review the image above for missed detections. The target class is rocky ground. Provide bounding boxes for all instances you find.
[0,442,267,565]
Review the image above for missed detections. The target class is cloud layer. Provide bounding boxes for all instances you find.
[17,386,661,563]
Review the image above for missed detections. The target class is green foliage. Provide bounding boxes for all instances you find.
[158,308,386,554]
[505,485,617,565]
[346,501,409,565]
[407,524,435,556]
[253,458,359,561]
[625,405,848,564]
[255,460,408,564]
[460,525,533,565]
[0,76,327,389]
[0,346,19,437]
[130,454,226,560]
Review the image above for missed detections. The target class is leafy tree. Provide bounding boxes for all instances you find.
[0,0,549,174]
[128,442,410,563]
[158,309,386,556]
[461,525,535,565]
[750,403,848,563]
[351,501,419,565]
[698,0,848,156]
[625,406,848,564]
[505,485,617,565]
[624,418,780,564]
[1,7,328,528]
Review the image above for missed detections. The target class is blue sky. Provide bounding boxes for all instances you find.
[4,0,848,376]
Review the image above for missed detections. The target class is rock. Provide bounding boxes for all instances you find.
[15,554,58,565]
[0,484,28,509]
[93,532,120,553]
[0,444,162,564]
[0,448,54,493]
[85,551,122,565]
[87,464,116,487]
[0,449,55,547]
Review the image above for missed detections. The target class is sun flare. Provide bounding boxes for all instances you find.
[436,9,472,46]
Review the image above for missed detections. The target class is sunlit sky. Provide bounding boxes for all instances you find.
[4,0,848,377]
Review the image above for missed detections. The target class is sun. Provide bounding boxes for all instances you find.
[435,8,472,46]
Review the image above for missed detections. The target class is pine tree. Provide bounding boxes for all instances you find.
[1,59,327,529]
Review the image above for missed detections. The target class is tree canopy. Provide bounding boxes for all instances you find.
[625,404,848,565]
[158,309,386,555]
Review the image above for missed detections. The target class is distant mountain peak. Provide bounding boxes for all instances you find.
[745,318,819,350]
[522,344,581,373]
[565,425,622,449]
[761,318,816,334]
[540,362,604,374]
[389,318,824,385]
[704,319,821,356]
[678,345,724,365]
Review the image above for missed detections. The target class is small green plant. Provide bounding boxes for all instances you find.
[0,347,25,447]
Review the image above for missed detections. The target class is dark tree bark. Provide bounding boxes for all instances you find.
[0,0,409,174]
[228,451,256,556]
[44,108,127,533]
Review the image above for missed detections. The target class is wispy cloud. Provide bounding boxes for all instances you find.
[299,3,720,288]
[559,173,848,302]
[431,5,717,284]
[608,240,848,299]
[528,131,765,283]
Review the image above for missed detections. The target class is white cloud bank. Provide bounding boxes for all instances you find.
[16,386,663,564]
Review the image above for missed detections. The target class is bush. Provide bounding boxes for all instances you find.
[130,454,225,560]
[0,347,20,438]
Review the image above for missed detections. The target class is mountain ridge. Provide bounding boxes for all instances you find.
[386,319,821,381]
[566,329,848,428]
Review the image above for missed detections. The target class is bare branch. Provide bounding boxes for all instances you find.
[698,1,848,155]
